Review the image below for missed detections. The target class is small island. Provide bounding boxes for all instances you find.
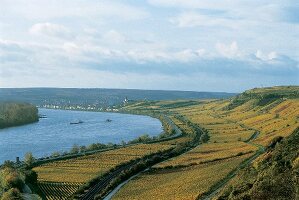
[0,102,39,129]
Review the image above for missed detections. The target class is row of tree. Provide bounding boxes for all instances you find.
[0,102,39,129]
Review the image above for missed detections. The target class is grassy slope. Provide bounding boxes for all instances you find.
[216,127,299,200]
[113,86,299,200]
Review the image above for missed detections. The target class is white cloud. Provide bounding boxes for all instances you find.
[215,41,240,58]
[148,0,262,12]
[1,0,298,90]
[2,0,149,21]
[174,49,206,62]
[255,50,278,61]
[102,30,126,44]
[62,42,80,55]
[170,11,240,29]
[29,23,71,39]
[150,0,298,26]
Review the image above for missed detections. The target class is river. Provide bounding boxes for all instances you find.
[0,109,162,164]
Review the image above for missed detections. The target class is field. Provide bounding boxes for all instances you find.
[37,181,82,200]
[112,154,252,200]
[33,143,174,199]
[112,87,299,199]
[155,142,257,168]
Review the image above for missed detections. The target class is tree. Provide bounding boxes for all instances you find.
[0,167,25,191]
[1,188,22,200]
[24,169,38,185]
[70,144,79,154]
[200,132,210,143]
[79,145,87,153]
[24,152,35,167]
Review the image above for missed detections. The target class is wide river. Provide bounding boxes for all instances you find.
[0,109,163,164]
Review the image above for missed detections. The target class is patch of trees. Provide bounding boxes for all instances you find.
[217,127,299,200]
[0,102,38,129]
[0,162,38,199]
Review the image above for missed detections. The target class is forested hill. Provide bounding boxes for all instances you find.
[0,88,236,108]
[0,102,39,128]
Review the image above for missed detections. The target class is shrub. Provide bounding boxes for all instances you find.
[23,169,38,185]
[1,188,22,200]
[0,167,25,191]
[70,144,80,154]
[200,133,210,143]
[24,152,35,167]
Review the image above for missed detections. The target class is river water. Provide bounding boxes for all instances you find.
[0,109,162,163]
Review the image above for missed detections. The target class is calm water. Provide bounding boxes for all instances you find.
[0,109,162,163]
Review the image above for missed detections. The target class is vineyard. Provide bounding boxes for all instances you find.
[112,154,252,200]
[33,143,175,199]
[112,87,299,199]
[154,141,257,168]
[38,181,83,200]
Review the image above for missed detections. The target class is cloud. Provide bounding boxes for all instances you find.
[1,0,298,91]
[29,23,71,39]
[0,39,32,63]
[102,30,126,44]
[170,12,206,28]
[255,50,277,61]
[62,42,81,55]
[150,0,299,26]
[215,41,240,58]
[1,0,149,21]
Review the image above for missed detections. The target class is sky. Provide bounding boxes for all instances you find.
[0,0,298,92]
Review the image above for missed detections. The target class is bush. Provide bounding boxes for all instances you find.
[23,170,38,185]
[267,136,283,149]
[24,152,35,167]
[70,144,80,154]
[0,167,25,191]
[1,188,22,200]
[200,132,210,143]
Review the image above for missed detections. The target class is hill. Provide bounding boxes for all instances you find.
[0,88,236,109]
[217,127,299,200]
[111,86,299,199]
[226,86,299,110]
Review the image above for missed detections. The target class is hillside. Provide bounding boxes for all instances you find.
[112,86,299,199]
[226,86,299,110]
[0,102,39,128]
[0,88,236,109]
[217,127,299,200]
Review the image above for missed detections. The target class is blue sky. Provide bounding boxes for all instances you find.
[0,0,298,92]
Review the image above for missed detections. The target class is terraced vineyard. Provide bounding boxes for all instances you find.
[38,181,83,200]
[112,86,299,199]
[33,143,175,199]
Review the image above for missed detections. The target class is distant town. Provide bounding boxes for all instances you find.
[38,97,130,112]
